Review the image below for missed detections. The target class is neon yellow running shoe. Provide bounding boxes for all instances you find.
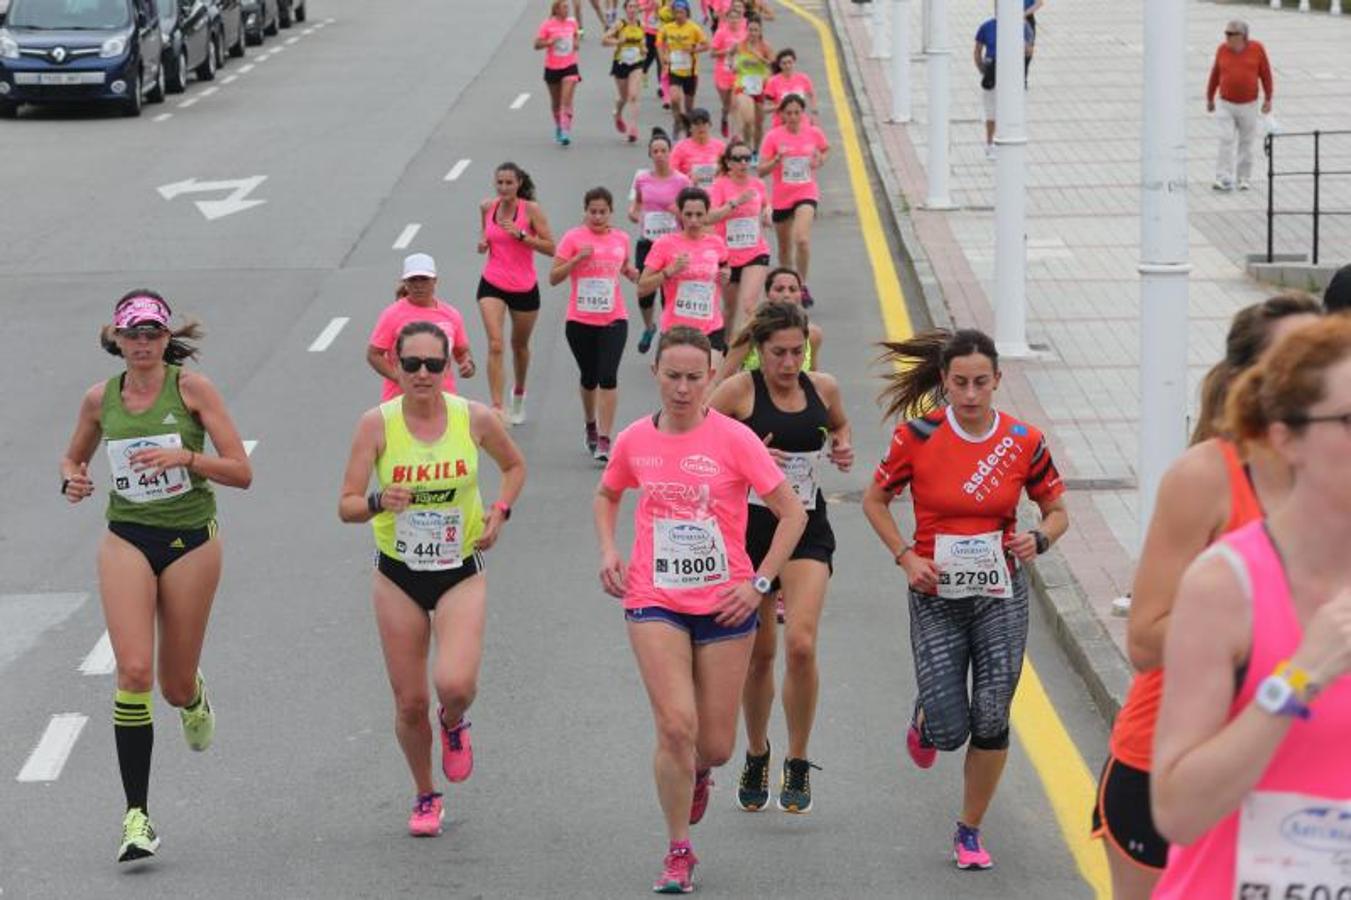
[117,807,160,863]
[180,672,214,752]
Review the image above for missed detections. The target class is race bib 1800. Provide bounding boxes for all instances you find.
[652,517,729,589]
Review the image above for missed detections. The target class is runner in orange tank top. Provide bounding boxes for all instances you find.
[1090,295,1319,900]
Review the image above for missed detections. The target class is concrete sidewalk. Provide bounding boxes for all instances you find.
[828,0,1351,714]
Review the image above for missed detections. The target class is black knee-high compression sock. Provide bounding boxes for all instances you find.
[113,689,154,811]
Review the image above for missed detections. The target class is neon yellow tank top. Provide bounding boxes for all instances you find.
[744,339,813,373]
[614,22,647,62]
[373,393,484,568]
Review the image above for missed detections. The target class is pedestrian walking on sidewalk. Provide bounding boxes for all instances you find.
[973,10,1033,160]
[1206,20,1273,193]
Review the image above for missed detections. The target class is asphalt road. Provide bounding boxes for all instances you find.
[0,1,1110,896]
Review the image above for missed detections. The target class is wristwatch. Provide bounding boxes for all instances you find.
[1255,663,1312,719]
[1032,529,1050,555]
[752,574,773,595]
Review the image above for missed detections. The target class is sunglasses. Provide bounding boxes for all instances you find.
[729,154,753,162]
[117,325,167,339]
[399,356,448,374]
[1224,30,1242,35]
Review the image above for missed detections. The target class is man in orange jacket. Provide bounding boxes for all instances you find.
[1206,20,1273,192]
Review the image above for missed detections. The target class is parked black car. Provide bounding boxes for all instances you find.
[157,0,216,92]
[211,0,244,59]
[277,0,304,28]
[0,0,165,117]
[239,0,275,46]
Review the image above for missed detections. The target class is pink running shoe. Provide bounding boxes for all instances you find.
[439,708,473,783]
[953,822,994,870]
[408,792,444,837]
[906,723,937,769]
[689,769,713,825]
[653,846,698,894]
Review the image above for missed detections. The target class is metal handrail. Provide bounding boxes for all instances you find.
[1265,128,1351,265]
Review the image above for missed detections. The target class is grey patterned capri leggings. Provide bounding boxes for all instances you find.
[908,566,1029,752]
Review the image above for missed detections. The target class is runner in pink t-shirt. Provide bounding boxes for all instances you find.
[368,254,475,401]
[763,49,818,128]
[535,1,583,145]
[671,114,726,188]
[637,186,732,357]
[706,138,771,335]
[709,1,747,138]
[550,187,640,462]
[629,129,693,353]
[595,326,806,894]
[758,95,829,306]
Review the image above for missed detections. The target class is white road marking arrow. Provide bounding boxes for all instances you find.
[157,175,268,221]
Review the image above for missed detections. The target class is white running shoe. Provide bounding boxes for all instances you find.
[1237,180,1251,192]
[1212,177,1234,192]
[509,392,526,426]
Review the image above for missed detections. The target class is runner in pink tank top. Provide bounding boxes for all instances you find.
[709,0,746,138]
[476,163,556,426]
[629,129,692,353]
[1152,317,1351,900]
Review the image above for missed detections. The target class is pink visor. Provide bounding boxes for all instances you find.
[113,295,170,330]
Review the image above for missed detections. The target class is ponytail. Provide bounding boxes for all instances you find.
[877,328,998,420]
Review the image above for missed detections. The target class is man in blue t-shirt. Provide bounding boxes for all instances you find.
[973,11,1035,158]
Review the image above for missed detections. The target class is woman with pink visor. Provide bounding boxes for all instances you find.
[536,0,583,146]
[477,162,557,426]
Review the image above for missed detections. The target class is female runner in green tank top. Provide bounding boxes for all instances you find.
[59,290,253,863]
[339,321,526,838]
[714,266,822,385]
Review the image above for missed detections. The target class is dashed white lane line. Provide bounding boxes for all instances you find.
[392,223,421,250]
[444,158,471,182]
[253,55,268,63]
[239,63,255,73]
[178,97,199,108]
[243,440,258,456]
[302,27,315,34]
[509,92,530,110]
[308,316,350,352]
[78,631,115,676]
[153,112,172,122]
[269,46,285,55]
[199,86,219,98]
[285,36,299,45]
[17,714,88,783]
[222,74,238,84]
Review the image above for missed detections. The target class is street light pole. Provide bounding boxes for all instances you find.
[1138,0,1192,538]
[890,0,911,122]
[872,0,892,58]
[924,0,955,208]
[993,0,1030,356]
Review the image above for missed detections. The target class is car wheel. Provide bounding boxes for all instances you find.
[264,3,278,35]
[196,35,219,80]
[167,47,188,93]
[122,71,143,117]
[230,22,246,57]
[0,101,17,119]
[294,1,305,22]
[278,0,291,28]
[245,24,261,46]
[147,59,166,103]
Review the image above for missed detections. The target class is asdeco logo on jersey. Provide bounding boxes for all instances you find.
[679,455,721,478]
[962,436,1020,499]
[391,460,468,483]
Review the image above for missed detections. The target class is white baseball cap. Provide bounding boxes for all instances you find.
[402,253,437,279]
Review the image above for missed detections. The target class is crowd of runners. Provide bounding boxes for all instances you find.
[54,1,1351,896]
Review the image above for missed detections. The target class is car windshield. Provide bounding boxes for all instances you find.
[6,0,131,29]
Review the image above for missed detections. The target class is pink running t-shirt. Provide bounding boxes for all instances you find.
[368,298,471,400]
[672,137,727,189]
[633,169,692,242]
[538,16,580,70]
[556,225,632,326]
[482,199,539,293]
[709,175,770,266]
[764,72,815,126]
[643,231,730,335]
[760,124,829,209]
[711,20,746,87]
[602,410,786,615]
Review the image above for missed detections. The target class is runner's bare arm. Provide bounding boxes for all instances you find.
[178,371,252,489]
[469,400,526,551]
[594,485,628,598]
[60,383,106,502]
[525,202,557,257]
[366,344,398,381]
[338,409,385,523]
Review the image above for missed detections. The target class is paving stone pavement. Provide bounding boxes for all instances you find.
[829,0,1351,679]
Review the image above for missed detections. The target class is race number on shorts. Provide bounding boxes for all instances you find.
[106,433,190,504]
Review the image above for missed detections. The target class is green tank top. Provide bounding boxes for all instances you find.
[101,365,216,529]
[373,393,484,569]
[734,48,770,94]
[743,339,814,373]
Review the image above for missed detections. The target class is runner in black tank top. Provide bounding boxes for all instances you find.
[708,300,853,817]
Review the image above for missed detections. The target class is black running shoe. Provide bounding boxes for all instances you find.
[777,757,821,814]
[736,744,771,812]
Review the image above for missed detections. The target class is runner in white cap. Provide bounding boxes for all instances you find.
[368,254,476,400]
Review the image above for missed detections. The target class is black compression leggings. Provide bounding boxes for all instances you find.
[565,319,628,390]
[908,566,1029,752]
